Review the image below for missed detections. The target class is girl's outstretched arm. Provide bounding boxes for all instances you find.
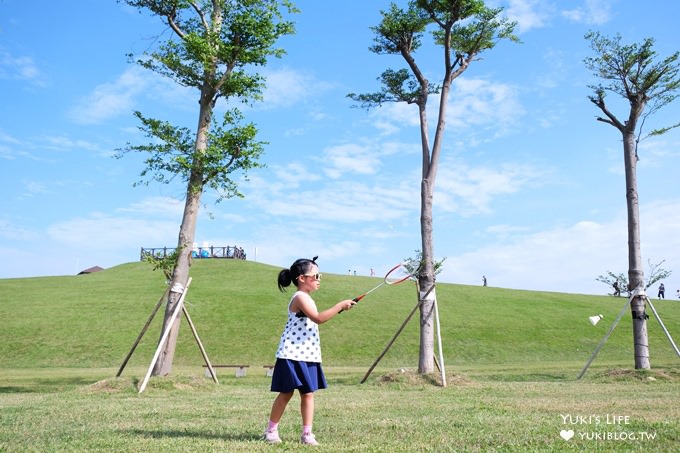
[292,293,355,324]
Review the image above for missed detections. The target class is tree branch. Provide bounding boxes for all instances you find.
[166,5,186,39]
[202,145,240,185]
[589,95,624,131]
[213,61,236,97]
[191,0,209,31]
[400,49,428,104]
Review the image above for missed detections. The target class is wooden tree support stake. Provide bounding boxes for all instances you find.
[360,283,438,384]
[578,290,680,379]
[116,286,170,377]
[133,278,218,392]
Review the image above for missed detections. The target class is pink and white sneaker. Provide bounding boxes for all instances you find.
[263,429,281,444]
[300,432,319,446]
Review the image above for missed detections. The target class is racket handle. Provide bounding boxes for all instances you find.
[352,296,364,302]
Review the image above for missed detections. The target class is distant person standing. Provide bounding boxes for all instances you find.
[658,283,665,299]
[613,280,621,297]
[482,275,487,287]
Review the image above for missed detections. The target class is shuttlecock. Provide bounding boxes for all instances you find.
[589,314,604,326]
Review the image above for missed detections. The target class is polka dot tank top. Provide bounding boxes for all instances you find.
[275,291,322,363]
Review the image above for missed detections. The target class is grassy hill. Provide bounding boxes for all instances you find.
[2,259,679,378]
[2,261,680,452]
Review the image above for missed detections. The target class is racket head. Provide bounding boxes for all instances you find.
[383,263,414,285]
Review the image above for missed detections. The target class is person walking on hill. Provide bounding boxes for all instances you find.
[658,283,665,299]
[264,256,356,446]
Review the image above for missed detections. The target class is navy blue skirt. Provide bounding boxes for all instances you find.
[270,358,327,394]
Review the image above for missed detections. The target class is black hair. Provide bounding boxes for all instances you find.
[277,256,318,292]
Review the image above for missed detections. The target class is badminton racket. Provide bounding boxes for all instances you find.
[352,263,415,302]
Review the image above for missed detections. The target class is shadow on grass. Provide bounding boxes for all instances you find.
[0,386,38,393]
[484,372,571,382]
[0,376,102,393]
[125,428,262,442]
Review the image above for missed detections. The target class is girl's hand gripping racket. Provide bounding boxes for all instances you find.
[352,263,414,302]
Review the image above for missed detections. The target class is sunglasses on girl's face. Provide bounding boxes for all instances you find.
[301,273,322,281]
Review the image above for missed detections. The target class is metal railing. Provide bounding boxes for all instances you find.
[140,246,246,261]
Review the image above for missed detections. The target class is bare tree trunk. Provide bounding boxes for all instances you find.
[416,75,448,375]
[152,87,213,376]
[623,131,650,369]
[418,281,436,373]
[152,189,201,376]
[418,177,436,374]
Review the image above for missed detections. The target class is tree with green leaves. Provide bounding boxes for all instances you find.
[348,0,517,375]
[118,0,296,376]
[597,260,672,297]
[585,31,680,369]
[596,271,628,297]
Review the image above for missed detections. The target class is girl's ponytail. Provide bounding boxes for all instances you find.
[277,268,293,292]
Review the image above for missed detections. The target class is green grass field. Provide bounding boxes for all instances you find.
[1,260,679,451]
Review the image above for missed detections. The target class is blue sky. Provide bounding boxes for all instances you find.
[1,0,679,295]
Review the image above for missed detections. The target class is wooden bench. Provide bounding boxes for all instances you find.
[263,365,275,377]
[203,364,250,378]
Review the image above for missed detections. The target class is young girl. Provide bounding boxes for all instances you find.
[264,256,355,446]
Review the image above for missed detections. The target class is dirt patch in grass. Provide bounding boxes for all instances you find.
[376,368,476,387]
[83,377,140,394]
[594,367,680,382]
[83,374,214,394]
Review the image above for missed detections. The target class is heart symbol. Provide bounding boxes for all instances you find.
[560,429,574,441]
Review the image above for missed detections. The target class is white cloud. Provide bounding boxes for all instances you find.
[241,222,368,273]
[269,162,324,189]
[261,67,336,108]
[505,0,553,33]
[67,64,197,125]
[440,198,680,295]
[367,77,523,144]
[561,0,613,25]
[245,159,417,225]
[373,120,401,136]
[0,130,22,146]
[262,180,415,223]
[636,137,680,169]
[447,78,524,134]
[1,130,109,161]
[43,135,102,153]
[47,212,177,249]
[436,161,549,216]
[485,224,532,236]
[321,143,383,178]
[533,48,568,91]
[68,67,148,125]
[0,196,186,278]
[0,219,38,242]
[0,130,36,160]
[0,49,44,85]
[117,196,185,218]
[19,180,50,198]
[501,0,613,31]
[371,102,421,131]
